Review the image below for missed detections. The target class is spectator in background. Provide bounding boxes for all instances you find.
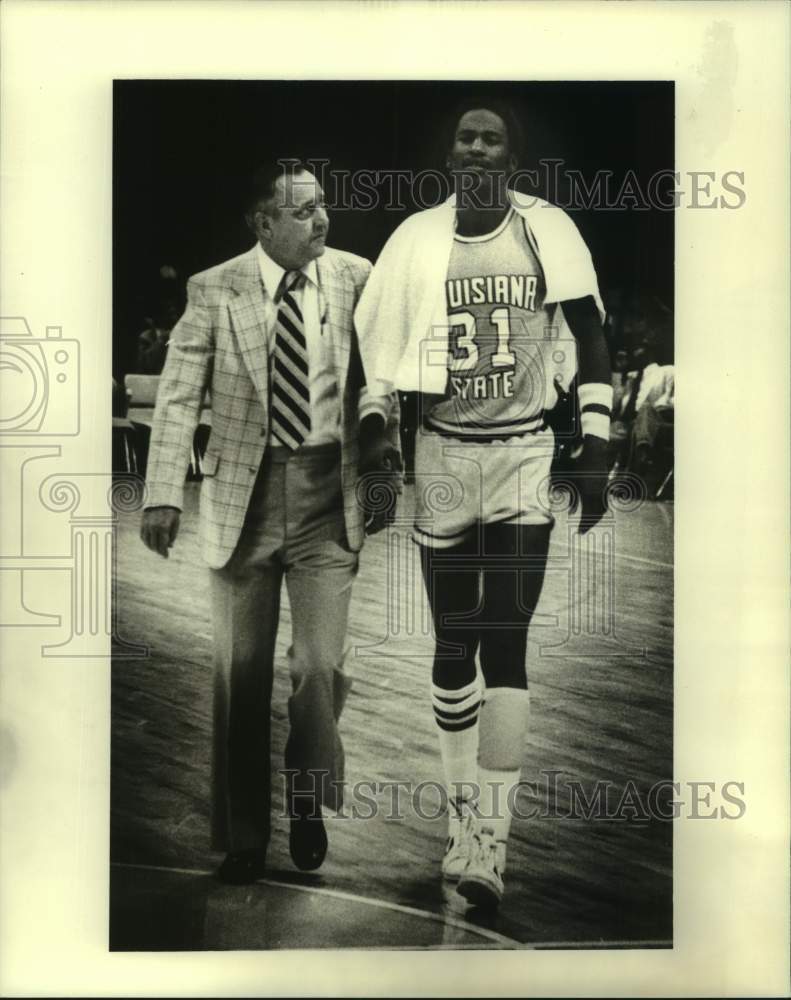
[602,286,626,354]
[112,376,129,418]
[622,343,674,421]
[135,265,185,375]
[136,296,183,374]
[631,350,674,491]
[609,342,674,489]
[621,292,673,362]
[611,348,629,415]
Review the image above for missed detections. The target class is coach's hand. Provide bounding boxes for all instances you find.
[140,506,181,557]
[573,436,609,534]
[358,414,403,536]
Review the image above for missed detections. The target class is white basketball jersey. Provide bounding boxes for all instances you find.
[425,207,569,441]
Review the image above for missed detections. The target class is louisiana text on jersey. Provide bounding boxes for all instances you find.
[424,208,563,442]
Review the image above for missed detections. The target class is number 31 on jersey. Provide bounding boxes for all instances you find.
[449,306,517,371]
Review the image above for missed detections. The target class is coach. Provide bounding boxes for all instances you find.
[140,160,400,884]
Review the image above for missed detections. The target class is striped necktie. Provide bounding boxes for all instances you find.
[271,270,311,449]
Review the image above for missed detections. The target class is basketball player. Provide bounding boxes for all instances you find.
[355,100,612,908]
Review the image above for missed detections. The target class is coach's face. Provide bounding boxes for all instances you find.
[447,109,517,177]
[257,169,329,270]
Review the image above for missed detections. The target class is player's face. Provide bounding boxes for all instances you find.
[257,170,329,270]
[447,109,517,176]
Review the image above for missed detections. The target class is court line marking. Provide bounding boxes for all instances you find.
[113,862,670,952]
[111,861,523,949]
[259,876,522,949]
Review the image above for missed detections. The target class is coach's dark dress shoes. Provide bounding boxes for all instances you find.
[216,848,268,885]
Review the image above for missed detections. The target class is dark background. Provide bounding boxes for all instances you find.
[113,80,674,378]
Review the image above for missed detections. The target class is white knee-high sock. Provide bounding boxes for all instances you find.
[431,676,483,809]
[477,688,531,870]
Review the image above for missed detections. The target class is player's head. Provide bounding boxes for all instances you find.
[444,98,524,176]
[245,159,329,269]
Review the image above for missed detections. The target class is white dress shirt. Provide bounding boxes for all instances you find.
[256,243,341,446]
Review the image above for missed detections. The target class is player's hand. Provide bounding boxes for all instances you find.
[358,415,403,535]
[571,436,609,534]
[140,506,181,557]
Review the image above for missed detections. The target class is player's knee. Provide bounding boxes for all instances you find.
[480,660,528,690]
[432,641,478,688]
[479,630,529,689]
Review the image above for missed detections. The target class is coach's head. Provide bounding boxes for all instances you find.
[246,159,329,270]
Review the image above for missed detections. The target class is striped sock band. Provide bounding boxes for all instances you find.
[431,677,483,804]
[431,677,482,733]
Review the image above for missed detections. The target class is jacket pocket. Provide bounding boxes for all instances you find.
[201,451,220,477]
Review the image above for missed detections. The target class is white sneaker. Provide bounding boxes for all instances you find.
[456,827,504,908]
[441,803,476,881]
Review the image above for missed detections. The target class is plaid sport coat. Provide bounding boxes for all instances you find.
[145,244,394,569]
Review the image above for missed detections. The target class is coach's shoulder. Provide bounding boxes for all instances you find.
[326,246,373,281]
[188,249,257,296]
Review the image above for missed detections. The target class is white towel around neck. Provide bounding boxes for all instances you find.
[354,190,604,395]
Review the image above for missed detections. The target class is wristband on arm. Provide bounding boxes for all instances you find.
[358,385,390,424]
[578,383,613,441]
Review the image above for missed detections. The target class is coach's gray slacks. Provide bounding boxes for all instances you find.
[209,443,358,853]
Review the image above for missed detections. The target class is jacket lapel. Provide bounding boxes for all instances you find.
[316,254,353,397]
[227,248,354,408]
[226,248,273,406]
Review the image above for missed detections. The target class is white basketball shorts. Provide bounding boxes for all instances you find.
[412,427,556,549]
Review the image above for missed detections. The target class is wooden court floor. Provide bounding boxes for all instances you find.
[111,483,673,950]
